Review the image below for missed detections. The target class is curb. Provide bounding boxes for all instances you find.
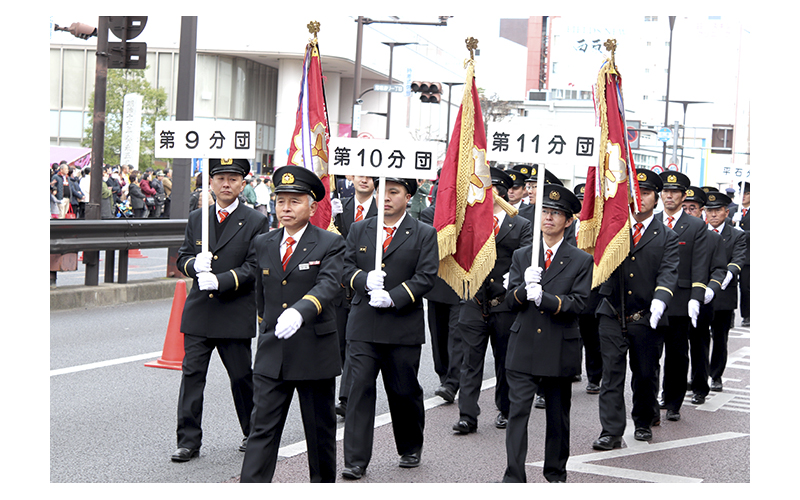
[50,277,192,311]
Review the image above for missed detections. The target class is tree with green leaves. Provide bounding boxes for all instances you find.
[82,67,169,171]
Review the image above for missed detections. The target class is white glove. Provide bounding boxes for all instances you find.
[502,272,510,290]
[330,197,343,216]
[688,299,700,328]
[368,289,394,308]
[525,283,543,306]
[524,266,543,286]
[194,251,213,273]
[721,271,733,290]
[366,270,385,291]
[732,211,742,224]
[704,287,715,305]
[197,272,218,291]
[649,299,666,329]
[275,308,303,339]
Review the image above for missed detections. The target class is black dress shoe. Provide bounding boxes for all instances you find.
[435,386,456,404]
[171,448,199,462]
[453,420,477,434]
[534,395,546,409]
[342,465,365,480]
[586,382,600,394]
[335,400,347,418]
[239,437,247,452]
[399,451,421,468]
[634,428,652,441]
[666,409,681,421]
[592,435,622,451]
[710,379,723,392]
[691,394,706,405]
[742,317,750,327]
[494,412,508,429]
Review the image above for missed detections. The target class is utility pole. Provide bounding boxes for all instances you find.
[662,16,676,168]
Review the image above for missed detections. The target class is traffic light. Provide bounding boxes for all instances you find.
[411,81,442,103]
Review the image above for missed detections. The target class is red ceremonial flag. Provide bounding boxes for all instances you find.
[434,54,496,300]
[287,34,333,230]
[578,46,642,289]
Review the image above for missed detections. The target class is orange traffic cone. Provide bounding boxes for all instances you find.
[145,280,187,370]
[129,248,147,258]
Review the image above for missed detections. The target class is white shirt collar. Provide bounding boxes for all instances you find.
[282,223,308,247]
[216,198,239,219]
[709,221,726,232]
[631,211,655,232]
[543,236,564,261]
[663,208,683,225]
[355,195,373,220]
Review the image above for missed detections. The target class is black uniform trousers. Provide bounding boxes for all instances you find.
[428,299,464,391]
[709,310,734,381]
[458,301,513,425]
[739,264,750,320]
[177,334,254,450]
[503,371,572,483]
[578,313,603,386]
[598,317,664,435]
[658,316,691,411]
[240,374,336,483]
[689,303,714,397]
[335,299,352,404]
[343,340,424,468]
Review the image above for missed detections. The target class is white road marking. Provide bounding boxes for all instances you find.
[50,351,163,377]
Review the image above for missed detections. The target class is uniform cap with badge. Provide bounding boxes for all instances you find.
[383,177,417,196]
[541,184,582,217]
[272,165,326,201]
[209,158,250,177]
[635,168,664,192]
[659,171,690,191]
[684,186,707,206]
[523,164,563,186]
[704,190,732,209]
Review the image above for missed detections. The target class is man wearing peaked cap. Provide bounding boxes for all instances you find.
[519,166,573,250]
[655,171,709,422]
[592,168,678,449]
[452,167,532,437]
[173,158,268,463]
[506,165,531,210]
[241,164,345,482]
[703,190,747,393]
[733,181,750,327]
[501,182,592,482]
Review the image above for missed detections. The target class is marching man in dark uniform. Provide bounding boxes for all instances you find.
[705,190,747,393]
[332,175,378,418]
[502,184,592,483]
[453,167,532,434]
[341,177,439,480]
[592,169,679,450]
[173,158,268,462]
[656,171,709,422]
[239,166,345,482]
[733,181,750,327]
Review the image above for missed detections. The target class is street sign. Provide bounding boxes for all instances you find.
[650,165,664,174]
[667,163,678,171]
[487,122,600,164]
[328,138,439,180]
[627,119,640,149]
[658,126,673,143]
[373,83,405,93]
[154,120,256,159]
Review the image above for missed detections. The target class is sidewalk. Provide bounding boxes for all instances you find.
[50,276,191,311]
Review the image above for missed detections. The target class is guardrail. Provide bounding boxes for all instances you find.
[50,219,187,285]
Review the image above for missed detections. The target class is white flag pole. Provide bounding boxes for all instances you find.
[531,164,546,267]
[374,178,386,272]
[201,160,209,255]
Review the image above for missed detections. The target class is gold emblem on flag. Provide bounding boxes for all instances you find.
[282,173,295,185]
[221,159,233,165]
[549,190,561,201]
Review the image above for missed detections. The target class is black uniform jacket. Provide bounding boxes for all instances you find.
[177,204,268,339]
[595,216,679,328]
[419,204,460,305]
[504,239,593,377]
[665,211,710,316]
[707,224,747,311]
[333,195,377,240]
[344,214,439,345]
[251,224,346,380]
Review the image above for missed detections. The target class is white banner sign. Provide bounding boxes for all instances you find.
[328,138,439,180]
[120,93,143,169]
[487,122,601,165]
[154,120,256,159]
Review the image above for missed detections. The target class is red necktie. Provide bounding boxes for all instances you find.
[545,249,553,270]
[282,236,295,271]
[633,222,644,246]
[218,210,229,223]
[666,216,674,229]
[713,228,719,233]
[742,208,748,217]
[493,216,499,236]
[383,226,395,252]
[355,205,364,222]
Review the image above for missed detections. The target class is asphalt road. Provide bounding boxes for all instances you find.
[50,293,752,485]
